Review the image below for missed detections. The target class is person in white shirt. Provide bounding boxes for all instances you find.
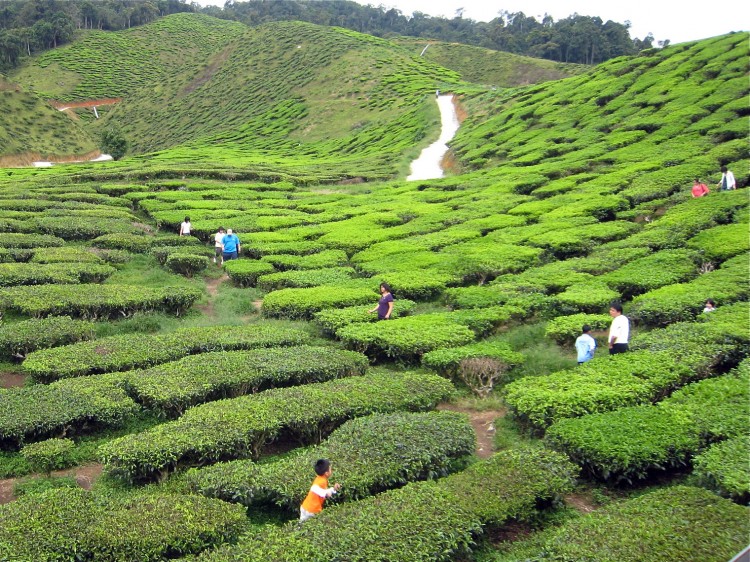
[179,216,191,236]
[213,226,225,264]
[608,301,629,355]
[717,166,736,191]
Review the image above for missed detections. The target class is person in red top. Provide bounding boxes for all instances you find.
[300,458,341,522]
[691,178,710,198]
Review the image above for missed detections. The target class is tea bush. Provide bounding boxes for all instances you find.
[0,488,249,561]
[29,247,104,264]
[261,249,348,270]
[313,299,416,333]
[197,447,577,562]
[20,438,75,475]
[505,351,694,431]
[0,374,141,448]
[0,262,116,286]
[0,284,201,319]
[546,369,749,482]
[600,248,700,299]
[422,340,524,378]
[262,286,376,319]
[337,315,476,361]
[223,260,277,288]
[256,267,356,291]
[0,233,65,249]
[630,253,749,325]
[123,345,368,417]
[693,436,749,501]
[185,411,475,509]
[99,372,455,482]
[523,487,749,562]
[0,316,95,359]
[686,222,750,263]
[23,324,310,382]
[165,252,210,277]
[544,312,611,344]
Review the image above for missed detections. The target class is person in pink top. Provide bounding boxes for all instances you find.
[691,178,709,198]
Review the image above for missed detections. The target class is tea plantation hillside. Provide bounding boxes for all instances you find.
[392,37,585,86]
[0,75,97,166]
[0,27,747,562]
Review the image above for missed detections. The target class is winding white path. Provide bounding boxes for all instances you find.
[407,94,460,181]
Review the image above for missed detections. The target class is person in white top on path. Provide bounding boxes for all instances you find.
[608,301,630,355]
[179,216,191,236]
[213,226,225,264]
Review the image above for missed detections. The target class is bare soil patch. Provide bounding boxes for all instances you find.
[437,403,506,458]
[0,463,103,505]
[0,372,28,389]
[565,492,598,514]
[197,273,229,318]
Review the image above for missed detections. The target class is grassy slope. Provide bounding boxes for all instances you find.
[0,75,97,164]
[392,37,585,87]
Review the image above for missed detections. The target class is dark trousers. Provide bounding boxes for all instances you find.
[609,343,629,355]
[223,251,238,261]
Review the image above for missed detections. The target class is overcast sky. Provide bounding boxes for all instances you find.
[196,0,748,45]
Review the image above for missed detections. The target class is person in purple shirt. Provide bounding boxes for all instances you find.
[368,283,394,320]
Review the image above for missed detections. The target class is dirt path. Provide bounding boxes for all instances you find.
[437,403,506,458]
[0,372,28,389]
[196,273,229,318]
[0,463,103,505]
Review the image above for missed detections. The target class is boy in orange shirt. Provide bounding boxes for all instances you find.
[300,458,341,522]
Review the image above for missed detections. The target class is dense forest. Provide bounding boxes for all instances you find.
[0,0,657,71]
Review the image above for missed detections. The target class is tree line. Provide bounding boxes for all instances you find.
[0,0,659,72]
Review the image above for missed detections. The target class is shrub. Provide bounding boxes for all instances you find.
[123,345,369,417]
[0,316,95,359]
[630,253,749,326]
[165,252,210,277]
[20,438,75,475]
[600,249,700,299]
[371,271,453,300]
[686,222,750,263]
[337,315,476,362]
[531,486,750,562]
[261,249,348,270]
[224,259,275,287]
[0,284,201,319]
[199,481,480,562]
[505,351,694,431]
[0,233,65,249]
[0,262,116,286]
[151,244,211,265]
[196,448,576,562]
[29,247,104,264]
[91,233,154,253]
[546,370,749,482]
[693,436,750,501]
[0,374,141,448]
[0,488,249,561]
[544,313,611,344]
[185,411,476,510]
[554,282,621,314]
[313,299,416,333]
[422,340,524,378]
[23,324,310,382]
[32,216,137,240]
[99,372,455,482]
[257,267,356,291]
[262,286,376,320]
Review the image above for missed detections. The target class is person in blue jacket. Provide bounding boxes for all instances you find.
[221,228,241,262]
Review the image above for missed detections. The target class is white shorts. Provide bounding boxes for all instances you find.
[299,507,317,522]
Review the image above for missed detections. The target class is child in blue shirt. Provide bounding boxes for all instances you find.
[575,325,596,365]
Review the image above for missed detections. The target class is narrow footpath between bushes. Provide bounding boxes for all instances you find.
[0,463,102,505]
[437,403,505,459]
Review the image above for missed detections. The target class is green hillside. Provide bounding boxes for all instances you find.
[0,75,97,165]
[393,37,585,86]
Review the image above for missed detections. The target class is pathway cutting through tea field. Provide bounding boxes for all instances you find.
[407,94,460,181]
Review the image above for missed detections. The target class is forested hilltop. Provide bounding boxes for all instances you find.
[0,0,654,72]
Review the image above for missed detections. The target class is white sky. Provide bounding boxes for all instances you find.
[195,0,749,45]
